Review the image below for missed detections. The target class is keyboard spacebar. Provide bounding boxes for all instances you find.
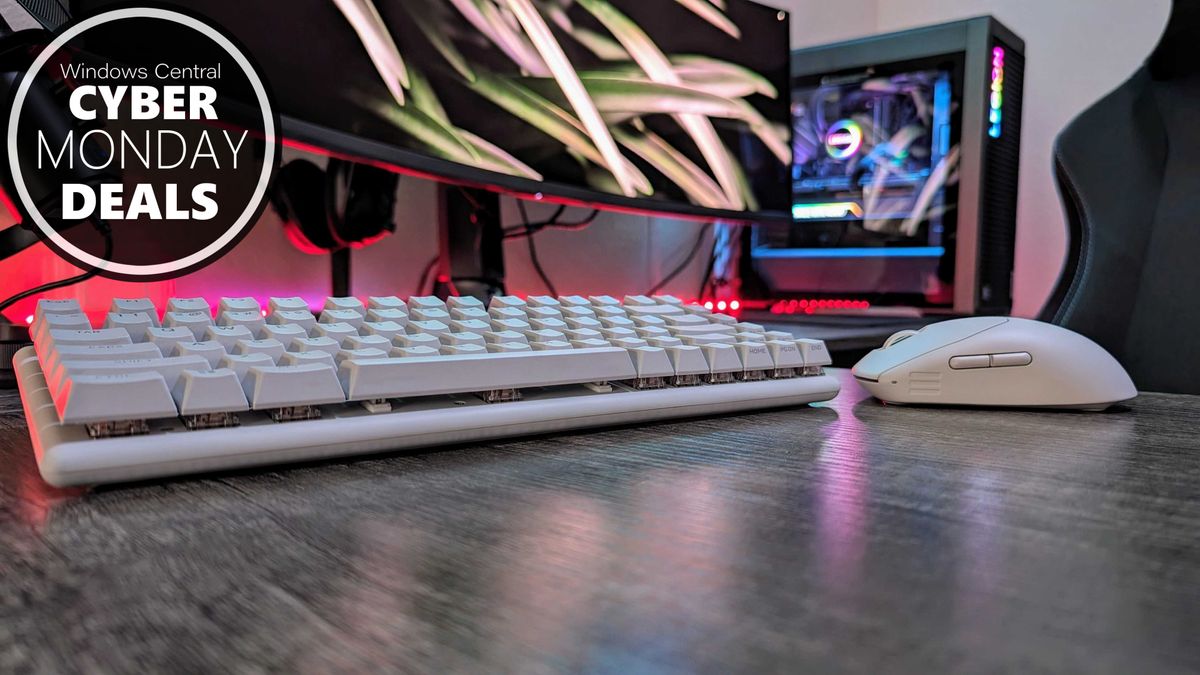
[339,347,638,400]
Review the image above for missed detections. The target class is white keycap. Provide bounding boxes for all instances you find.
[234,338,286,362]
[391,346,441,358]
[487,342,531,353]
[411,307,451,322]
[530,318,568,331]
[682,304,713,316]
[110,298,159,324]
[409,296,447,312]
[561,306,596,319]
[628,346,674,378]
[395,333,442,349]
[219,297,262,315]
[526,306,563,321]
[408,320,450,338]
[670,324,738,337]
[43,344,166,393]
[624,304,686,317]
[647,336,683,348]
[559,295,590,307]
[736,322,766,335]
[569,338,610,349]
[242,364,345,409]
[599,327,637,341]
[735,342,774,372]
[483,330,527,345]
[163,311,213,339]
[176,341,227,368]
[324,297,366,315]
[204,325,255,350]
[319,309,365,329]
[446,296,484,310]
[218,353,276,379]
[623,295,655,306]
[365,309,408,325]
[218,311,266,336]
[664,345,709,376]
[48,328,132,349]
[313,322,359,345]
[33,312,90,343]
[735,332,765,343]
[491,318,531,333]
[269,296,310,313]
[524,329,565,343]
[146,326,195,355]
[611,337,648,350]
[292,337,342,357]
[54,371,178,424]
[442,344,488,355]
[360,321,406,342]
[335,348,390,364]
[35,298,82,320]
[563,328,602,342]
[698,344,742,376]
[630,315,667,327]
[680,334,738,346]
[710,314,737,327]
[526,295,560,308]
[796,339,832,367]
[442,332,486,348]
[489,295,526,309]
[593,306,626,318]
[278,351,336,368]
[653,295,683,306]
[52,356,211,396]
[599,316,635,329]
[663,313,710,326]
[261,323,308,346]
[166,297,211,315]
[368,296,407,311]
[589,295,620,307]
[337,347,637,400]
[268,310,318,333]
[173,369,250,415]
[635,326,671,339]
[764,330,793,341]
[564,316,602,330]
[450,307,489,321]
[345,334,392,351]
[765,340,803,369]
[450,319,491,334]
[489,306,526,321]
[531,340,573,351]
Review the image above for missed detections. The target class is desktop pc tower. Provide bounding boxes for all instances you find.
[750,16,1025,316]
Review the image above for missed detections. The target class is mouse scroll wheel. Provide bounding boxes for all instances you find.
[883,330,920,348]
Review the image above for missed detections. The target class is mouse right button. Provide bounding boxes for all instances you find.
[991,352,1032,367]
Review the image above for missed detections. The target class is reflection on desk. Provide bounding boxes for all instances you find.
[0,370,1197,672]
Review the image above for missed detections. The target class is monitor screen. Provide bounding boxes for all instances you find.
[754,53,964,305]
[73,0,793,222]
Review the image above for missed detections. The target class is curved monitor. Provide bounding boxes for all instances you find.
[75,0,793,222]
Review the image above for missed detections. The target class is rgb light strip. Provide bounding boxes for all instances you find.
[988,46,1005,138]
[792,201,864,219]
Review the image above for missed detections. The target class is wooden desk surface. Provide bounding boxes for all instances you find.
[1,370,1197,673]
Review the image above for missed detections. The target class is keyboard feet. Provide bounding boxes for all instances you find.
[86,419,150,439]
[183,412,240,430]
[269,405,322,422]
[478,388,522,404]
[361,399,392,413]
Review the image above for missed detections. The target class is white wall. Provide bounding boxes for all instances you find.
[781,0,1171,316]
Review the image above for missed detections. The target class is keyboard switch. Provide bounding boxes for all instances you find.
[173,369,250,425]
[242,364,345,416]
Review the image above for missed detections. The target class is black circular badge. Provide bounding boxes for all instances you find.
[6,7,279,281]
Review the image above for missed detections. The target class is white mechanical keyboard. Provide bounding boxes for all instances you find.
[15,293,838,486]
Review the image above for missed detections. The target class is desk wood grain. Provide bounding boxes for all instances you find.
[0,370,1197,673]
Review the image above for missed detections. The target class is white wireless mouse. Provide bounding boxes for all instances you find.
[851,317,1137,410]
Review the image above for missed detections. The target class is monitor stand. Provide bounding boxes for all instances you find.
[433,185,506,303]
